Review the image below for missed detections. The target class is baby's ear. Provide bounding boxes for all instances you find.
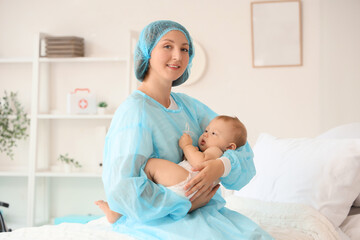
[227,143,237,150]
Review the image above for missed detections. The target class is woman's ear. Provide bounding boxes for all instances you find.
[226,143,237,150]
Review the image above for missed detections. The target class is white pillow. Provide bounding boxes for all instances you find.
[235,133,360,227]
[354,196,360,207]
[340,214,360,240]
[316,122,360,208]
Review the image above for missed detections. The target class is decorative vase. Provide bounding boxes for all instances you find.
[97,107,106,115]
[63,163,72,173]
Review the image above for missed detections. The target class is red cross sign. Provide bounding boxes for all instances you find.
[78,99,88,109]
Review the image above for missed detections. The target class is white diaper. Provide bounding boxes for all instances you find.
[167,160,199,199]
[178,159,193,172]
[167,160,220,199]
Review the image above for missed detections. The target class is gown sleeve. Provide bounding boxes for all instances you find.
[183,94,256,191]
[220,143,256,190]
[102,105,191,223]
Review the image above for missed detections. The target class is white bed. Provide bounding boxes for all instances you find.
[1,198,358,240]
[1,123,359,240]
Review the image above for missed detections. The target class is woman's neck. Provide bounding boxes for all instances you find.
[138,80,172,108]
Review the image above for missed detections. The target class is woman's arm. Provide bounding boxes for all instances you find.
[103,123,191,223]
[219,142,256,190]
[185,144,255,200]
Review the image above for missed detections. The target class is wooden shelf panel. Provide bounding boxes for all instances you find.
[0,115,31,119]
[0,57,127,63]
[35,171,102,177]
[39,57,127,63]
[0,171,28,177]
[37,114,113,119]
[0,58,32,63]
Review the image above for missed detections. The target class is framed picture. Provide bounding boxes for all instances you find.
[251,0,302,68]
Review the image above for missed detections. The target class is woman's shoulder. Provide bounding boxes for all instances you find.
[111,92,150,127]
[172,92,199,105]
[172,92,207,108]
[172,92,217,125]
[116,92,145,113]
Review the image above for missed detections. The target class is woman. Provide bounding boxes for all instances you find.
[102,20,273,240]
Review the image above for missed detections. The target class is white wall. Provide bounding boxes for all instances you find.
[1,0,359,143]
[319,0,360,133]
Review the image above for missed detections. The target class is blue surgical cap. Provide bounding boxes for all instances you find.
[134,20,194,87]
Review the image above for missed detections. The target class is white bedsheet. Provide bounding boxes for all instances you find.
[225,195,342,240]
[0,196,354,240]
[0,217,134,240]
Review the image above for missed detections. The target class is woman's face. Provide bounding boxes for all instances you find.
[147,30,190,84]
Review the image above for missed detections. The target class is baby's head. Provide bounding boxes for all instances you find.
[198,115,247,152]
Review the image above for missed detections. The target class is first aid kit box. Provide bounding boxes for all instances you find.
[67,88,96,114]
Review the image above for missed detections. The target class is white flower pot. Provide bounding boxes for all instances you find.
[97,107,106,115]
[63,164,72,173]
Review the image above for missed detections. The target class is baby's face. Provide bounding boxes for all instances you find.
[198,119,234,152]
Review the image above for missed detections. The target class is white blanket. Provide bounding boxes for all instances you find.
[0,196,343,240]
[0,217,133,240]
[225,195,341,240]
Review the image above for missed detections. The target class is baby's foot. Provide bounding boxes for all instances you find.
[95,200,122,224]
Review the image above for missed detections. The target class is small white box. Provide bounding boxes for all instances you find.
[67,88,96,114]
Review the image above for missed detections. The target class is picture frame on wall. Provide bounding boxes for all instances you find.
[251,0,303,68]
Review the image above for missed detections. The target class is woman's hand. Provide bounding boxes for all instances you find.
[179,133,193,149]
[184,159,224,201]
[188,184,220,213]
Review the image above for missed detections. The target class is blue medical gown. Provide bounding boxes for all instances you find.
[102,90,273,240]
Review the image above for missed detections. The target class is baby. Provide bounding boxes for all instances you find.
[96,115,247,223]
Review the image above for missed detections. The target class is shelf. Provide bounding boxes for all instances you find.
[3,114,112,120]
[1,115,31,119]
[37,114,113,119]
[0,166,28,177]
[0,58,32,63]
[38,57,127,63]
[0,57,127,63]
[0,171,28,177]
[35,171,102,178]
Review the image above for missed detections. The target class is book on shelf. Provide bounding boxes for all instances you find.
[46,45,84,50]
[44,53,84,58]
[45,36,84,41]
[46,50,84,57]
[41,35,85,58]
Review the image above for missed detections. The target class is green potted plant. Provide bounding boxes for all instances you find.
[0,91,30,160]
[58,153,82,173]
[97,101,108,115]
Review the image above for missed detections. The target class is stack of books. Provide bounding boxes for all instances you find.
[44,36,84,57]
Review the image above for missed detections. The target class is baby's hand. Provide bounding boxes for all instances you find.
[179,133,193,149]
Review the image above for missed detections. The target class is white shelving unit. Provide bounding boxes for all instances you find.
[0,32,136,228]
[35,171,102,178]
[0,171,28,177]
[39,57,127,63]
[37,114,114,120]
[0,58,32,64]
